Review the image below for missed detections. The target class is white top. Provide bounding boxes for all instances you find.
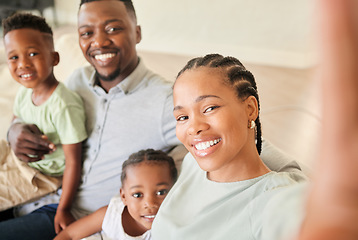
[101,195,151,240]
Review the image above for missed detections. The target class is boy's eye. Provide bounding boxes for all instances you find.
[157,189,168,196]
[176,115,188,122]
[132,192,143,198]
[9,56,18,60]
[29,52,38,57]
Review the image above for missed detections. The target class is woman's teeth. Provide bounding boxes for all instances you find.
[195,138,221,150]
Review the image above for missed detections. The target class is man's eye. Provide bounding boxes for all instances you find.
[177,116,188,121]
[157,189,168,196]
[132,192,143,198]
[107,27,122,33]
[80,32,92,38]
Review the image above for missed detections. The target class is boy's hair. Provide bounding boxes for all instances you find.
[79,0,137,20]
[121,149,178,185]
[176,54,263,155]
[2,12,53,37]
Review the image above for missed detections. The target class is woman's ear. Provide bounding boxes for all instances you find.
[246,96,259,120]
[120,188,127,206]
[52,51,60,66]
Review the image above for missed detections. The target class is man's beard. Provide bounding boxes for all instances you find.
[95,67,121,82]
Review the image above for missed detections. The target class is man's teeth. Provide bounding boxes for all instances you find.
[195,138,221,150]
[94,53,116,60]
[21,74,32,78]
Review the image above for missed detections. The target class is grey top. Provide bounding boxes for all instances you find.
[66,59,181,218]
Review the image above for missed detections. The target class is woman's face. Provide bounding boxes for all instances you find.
[173,67,258,181]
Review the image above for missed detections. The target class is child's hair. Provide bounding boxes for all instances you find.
[79,0,137,20]
[2,12,53,37]
[176,53,263,154]
[121,149,178,185]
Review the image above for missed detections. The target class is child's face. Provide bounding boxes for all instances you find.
[4,28,59,89]
[173,67,258,182]
[120,161,174,232]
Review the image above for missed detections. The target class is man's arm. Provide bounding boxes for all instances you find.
[7,121,55,162]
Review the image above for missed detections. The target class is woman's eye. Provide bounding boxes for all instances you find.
[132,192,143,198]
[157,189,168,196]
[176,116,188,122]
[204,106,219,113]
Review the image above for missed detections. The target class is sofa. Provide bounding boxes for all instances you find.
[0,26,319,172]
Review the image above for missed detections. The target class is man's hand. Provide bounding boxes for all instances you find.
[8,123,56,162]
[54,209,76,234]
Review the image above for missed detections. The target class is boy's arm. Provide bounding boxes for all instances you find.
[54,142,83,234]
[54,206,107,240]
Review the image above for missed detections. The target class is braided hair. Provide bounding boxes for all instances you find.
[121,149,178,186]
[176,53,263,154]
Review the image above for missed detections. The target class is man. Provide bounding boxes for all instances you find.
[1,1,181,239]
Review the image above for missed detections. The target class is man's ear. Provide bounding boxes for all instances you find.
[52,51,60,67]
[120,188,127,205]
[136,25,142,44]
[246,96,259,120]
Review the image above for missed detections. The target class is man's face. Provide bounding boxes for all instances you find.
[78,0,141,84]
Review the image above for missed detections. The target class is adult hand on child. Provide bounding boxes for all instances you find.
[54,208,76,234]
[8,122,56,162]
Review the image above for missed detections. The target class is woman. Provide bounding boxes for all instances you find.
[152,54,304,239]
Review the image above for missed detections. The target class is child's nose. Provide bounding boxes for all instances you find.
[144,195,159,209]
[18,57,31,69]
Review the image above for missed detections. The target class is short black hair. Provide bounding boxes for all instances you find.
[121,149,178,185]
[2,12,53,37]
[79,0,137,20]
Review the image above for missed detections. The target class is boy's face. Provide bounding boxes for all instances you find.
[4,28,59,89]
[78,0,141,84]
[120,162,174,232]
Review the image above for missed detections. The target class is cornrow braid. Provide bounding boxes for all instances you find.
[176,53,263,154]
[121,149,178,186]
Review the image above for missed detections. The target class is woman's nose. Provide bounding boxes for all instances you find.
[187,117,209,135]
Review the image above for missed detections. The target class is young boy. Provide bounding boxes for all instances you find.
[54,149,178,240]
[0,13,87,233]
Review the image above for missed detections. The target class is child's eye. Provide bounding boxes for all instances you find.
[204,106,219,113]
[29,52,38,57]
[9,56,18,60]
[132,192,143,198]
[176,115,188,122]
[157,189,169,196]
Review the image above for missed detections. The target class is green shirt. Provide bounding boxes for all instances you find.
[13,82,87,176]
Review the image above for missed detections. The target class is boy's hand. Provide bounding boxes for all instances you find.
[54,209,76,234]
[8,123,56,162]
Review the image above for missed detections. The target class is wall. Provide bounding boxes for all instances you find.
[50,0,315,68]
